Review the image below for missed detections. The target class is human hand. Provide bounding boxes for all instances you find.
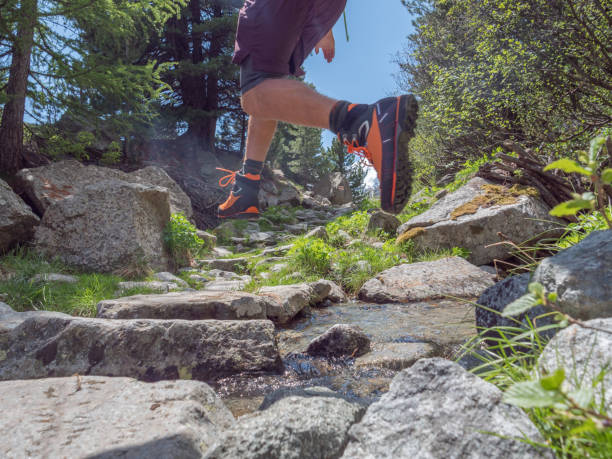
[315,29,335,63]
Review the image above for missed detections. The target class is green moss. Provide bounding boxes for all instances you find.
[450,184,539,220]
[396,227,426,244]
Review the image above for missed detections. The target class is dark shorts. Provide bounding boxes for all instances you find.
[234,0,347,93]
[240,55,287,95]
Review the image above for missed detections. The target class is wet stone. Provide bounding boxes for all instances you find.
[306,324,371,358]
[354,342,436,371]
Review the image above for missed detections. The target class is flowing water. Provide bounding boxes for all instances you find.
[212,299,476,417]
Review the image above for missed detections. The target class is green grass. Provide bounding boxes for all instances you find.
[0,248,166,317]
[459,306,612,458]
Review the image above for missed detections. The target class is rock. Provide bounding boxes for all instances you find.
[189,274,210,283]
[308,279,334,304]
[200,257,248,272]
[261,244,294,256]
[285,223,308,234]
[396,178,562,265]
[305,225,329,240]
[205,394,363,459]
[359,257,495,303]
[208,269,244,280]
[270,263,288,273]
[367,210,401,234]
[0,178,39,252]
[313,172,353,205]
[306,324,371,358]
[532,230,612,320]
[196,229,217,247]
[0,376,234,458]
[247,231,275,245]
[476,273,557,343]
[154,271,188,287]
[434,188,448,199]
[478,265,497,276]
[212,246,233,257]
[539,318,612,410]
[337,229,352,242]
[203,279,250,292]
[97,290,271,320]
[255,256,287,267]
[34,180,171,273]
[0,305,281,381]
[354,342,435,370]
[259,167,301,208]
[258,386,356,411]
[15,160,193,218]
[31,273,78,284]
[116,281,178,294]
[436,173,455,187]
[259,283,314,324]
[314,279,347,303]
[343,358,551,458]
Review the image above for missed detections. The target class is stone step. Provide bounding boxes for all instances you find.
[0,304,281,382]
[0,376,234,458]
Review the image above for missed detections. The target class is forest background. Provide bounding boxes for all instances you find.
[0,0,610,214]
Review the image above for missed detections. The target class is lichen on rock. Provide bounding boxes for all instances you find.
[395,226,425,244]
[450,184,539,220]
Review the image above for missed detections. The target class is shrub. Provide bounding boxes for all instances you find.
[287,237,332,276]
[163,214,204,268]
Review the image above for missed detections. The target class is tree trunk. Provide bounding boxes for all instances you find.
[0,0,37,175]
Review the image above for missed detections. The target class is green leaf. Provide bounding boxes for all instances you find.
[589,136,606,163]
[502,293,540,317]
[568,386,593,409]
[528,282,544,297]
[601,169,612,185]
[503,380,564,408]
[544,159,591,176]
[540,369,565,390]
[547,292,558,303]
[549,199,594,217]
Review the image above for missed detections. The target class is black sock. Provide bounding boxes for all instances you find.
[242,159,263,175]
[329,100,351,134]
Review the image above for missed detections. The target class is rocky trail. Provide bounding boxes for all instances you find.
[1,161,610,458]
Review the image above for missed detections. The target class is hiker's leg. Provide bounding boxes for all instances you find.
[241,78,337,131]
[243,117,277,163]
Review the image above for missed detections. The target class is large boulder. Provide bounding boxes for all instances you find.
[539,318,612,410]
[532,230,612,320]
[359,257,495,303]
[0,178,39,252]
[0,305,281,381]
[342,358,552,458]
[313,172,353,205]
[396,178,562,265]
[0,376,234,458]
[97,290,271,320]
[259,167,301,208]
[15,159,193,218]
[205,393,363,459]
[34,180,172,272]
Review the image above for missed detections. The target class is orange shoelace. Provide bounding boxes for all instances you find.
[342,137,374,167]
[216,167,237,187]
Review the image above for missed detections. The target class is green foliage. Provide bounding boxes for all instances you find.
[544,136,612,228]
[398,0,612,181]
[326,211,370,239]
[287,237,332,276]
[100,141,122,165]
[555,209,611,250]
[163,213,204,267]
[462,300,611,457]
[260,205,298,226]
[43,131,94,161]
[0,248,155,317]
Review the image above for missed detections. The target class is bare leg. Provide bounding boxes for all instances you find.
[244,117,277,162]
[242,78,337,130]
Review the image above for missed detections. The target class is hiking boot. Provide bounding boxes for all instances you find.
[217,168,261,219]
[331,95,418,214]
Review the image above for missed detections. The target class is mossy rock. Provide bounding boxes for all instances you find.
[450,184,539,220]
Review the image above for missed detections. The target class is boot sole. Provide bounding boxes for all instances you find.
[381,95,418,215]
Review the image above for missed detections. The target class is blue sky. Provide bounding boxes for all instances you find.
[303,0,415,148]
